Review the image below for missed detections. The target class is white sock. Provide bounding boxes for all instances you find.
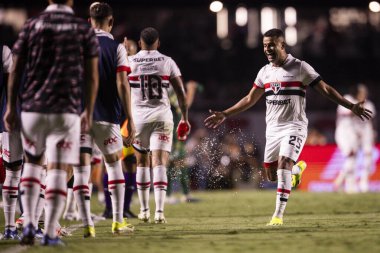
[153,165,167,213]
[2,169,21,229]
[20,163,42,227]
[137,167,151,213]
[35,169,47,225]
[273,169,292,219]
[73,165,93,226]
[105,160,125,223]
[45,169,67,238]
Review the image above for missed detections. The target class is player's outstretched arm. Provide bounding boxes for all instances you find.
[204,86,264,129]
[313,80,372,121]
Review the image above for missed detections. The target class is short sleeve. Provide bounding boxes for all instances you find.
[116,44,131,73]
[83,25,99,58]
[169,58,181,77]
[253,67,265,88]
[301,61,321,87]
[2,45,13,73]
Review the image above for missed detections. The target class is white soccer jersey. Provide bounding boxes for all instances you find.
[128,50,181,123]
[254,54,321,130]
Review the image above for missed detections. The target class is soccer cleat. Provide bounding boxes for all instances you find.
[16,215,24,230]
[266,217,283,226]
[154,212,167,224]
[40,235,65,246]
[20,223,36,245]
[1,228,21,240]
[112,219,134,234]
[83,226,96,238]
[292,160,307,188]
[138,210,150,223]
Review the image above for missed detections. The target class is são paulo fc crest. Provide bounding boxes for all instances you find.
[270,82,281,94]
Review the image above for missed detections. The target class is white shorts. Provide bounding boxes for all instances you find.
[21,112,80,165]
[2,131,23,166]
[80,121,122,155]
[264,126,307,163]
[133,121,173,153]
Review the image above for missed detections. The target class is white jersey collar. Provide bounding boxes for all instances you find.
[95,29,114,40]
[45,4,74,14]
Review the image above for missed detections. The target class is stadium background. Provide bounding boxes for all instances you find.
[1,0,379,191]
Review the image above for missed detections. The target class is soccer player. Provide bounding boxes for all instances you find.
[4,0,99,245]
[204,28,372,226]
[129,27,190,223]
[73,2,135,236]
[0,44,24,240]
[335,84,376,193]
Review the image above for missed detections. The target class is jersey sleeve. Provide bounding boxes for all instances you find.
[2,45,13,73]
[116,44,131,74]
[300,61,321,87]
[253,67,265,89]
[169,58,181,78]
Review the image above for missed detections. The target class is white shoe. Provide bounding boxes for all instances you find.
[138,210,150,223]
[154,212,167,224]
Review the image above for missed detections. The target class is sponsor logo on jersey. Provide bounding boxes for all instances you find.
[266,99,291,105]
[133,57,164,63]
[270,82,281,94]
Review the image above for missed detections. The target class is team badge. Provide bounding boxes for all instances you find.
[270,82,281,94]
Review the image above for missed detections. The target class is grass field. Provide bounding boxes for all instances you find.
[0,190,379,253]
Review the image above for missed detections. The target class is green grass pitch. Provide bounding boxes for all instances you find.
[1,190,379,253]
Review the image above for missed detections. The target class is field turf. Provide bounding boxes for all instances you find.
[0,190,379,253]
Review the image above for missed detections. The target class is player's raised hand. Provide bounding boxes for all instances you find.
[351,101,373,121]
[204,109,227,129]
